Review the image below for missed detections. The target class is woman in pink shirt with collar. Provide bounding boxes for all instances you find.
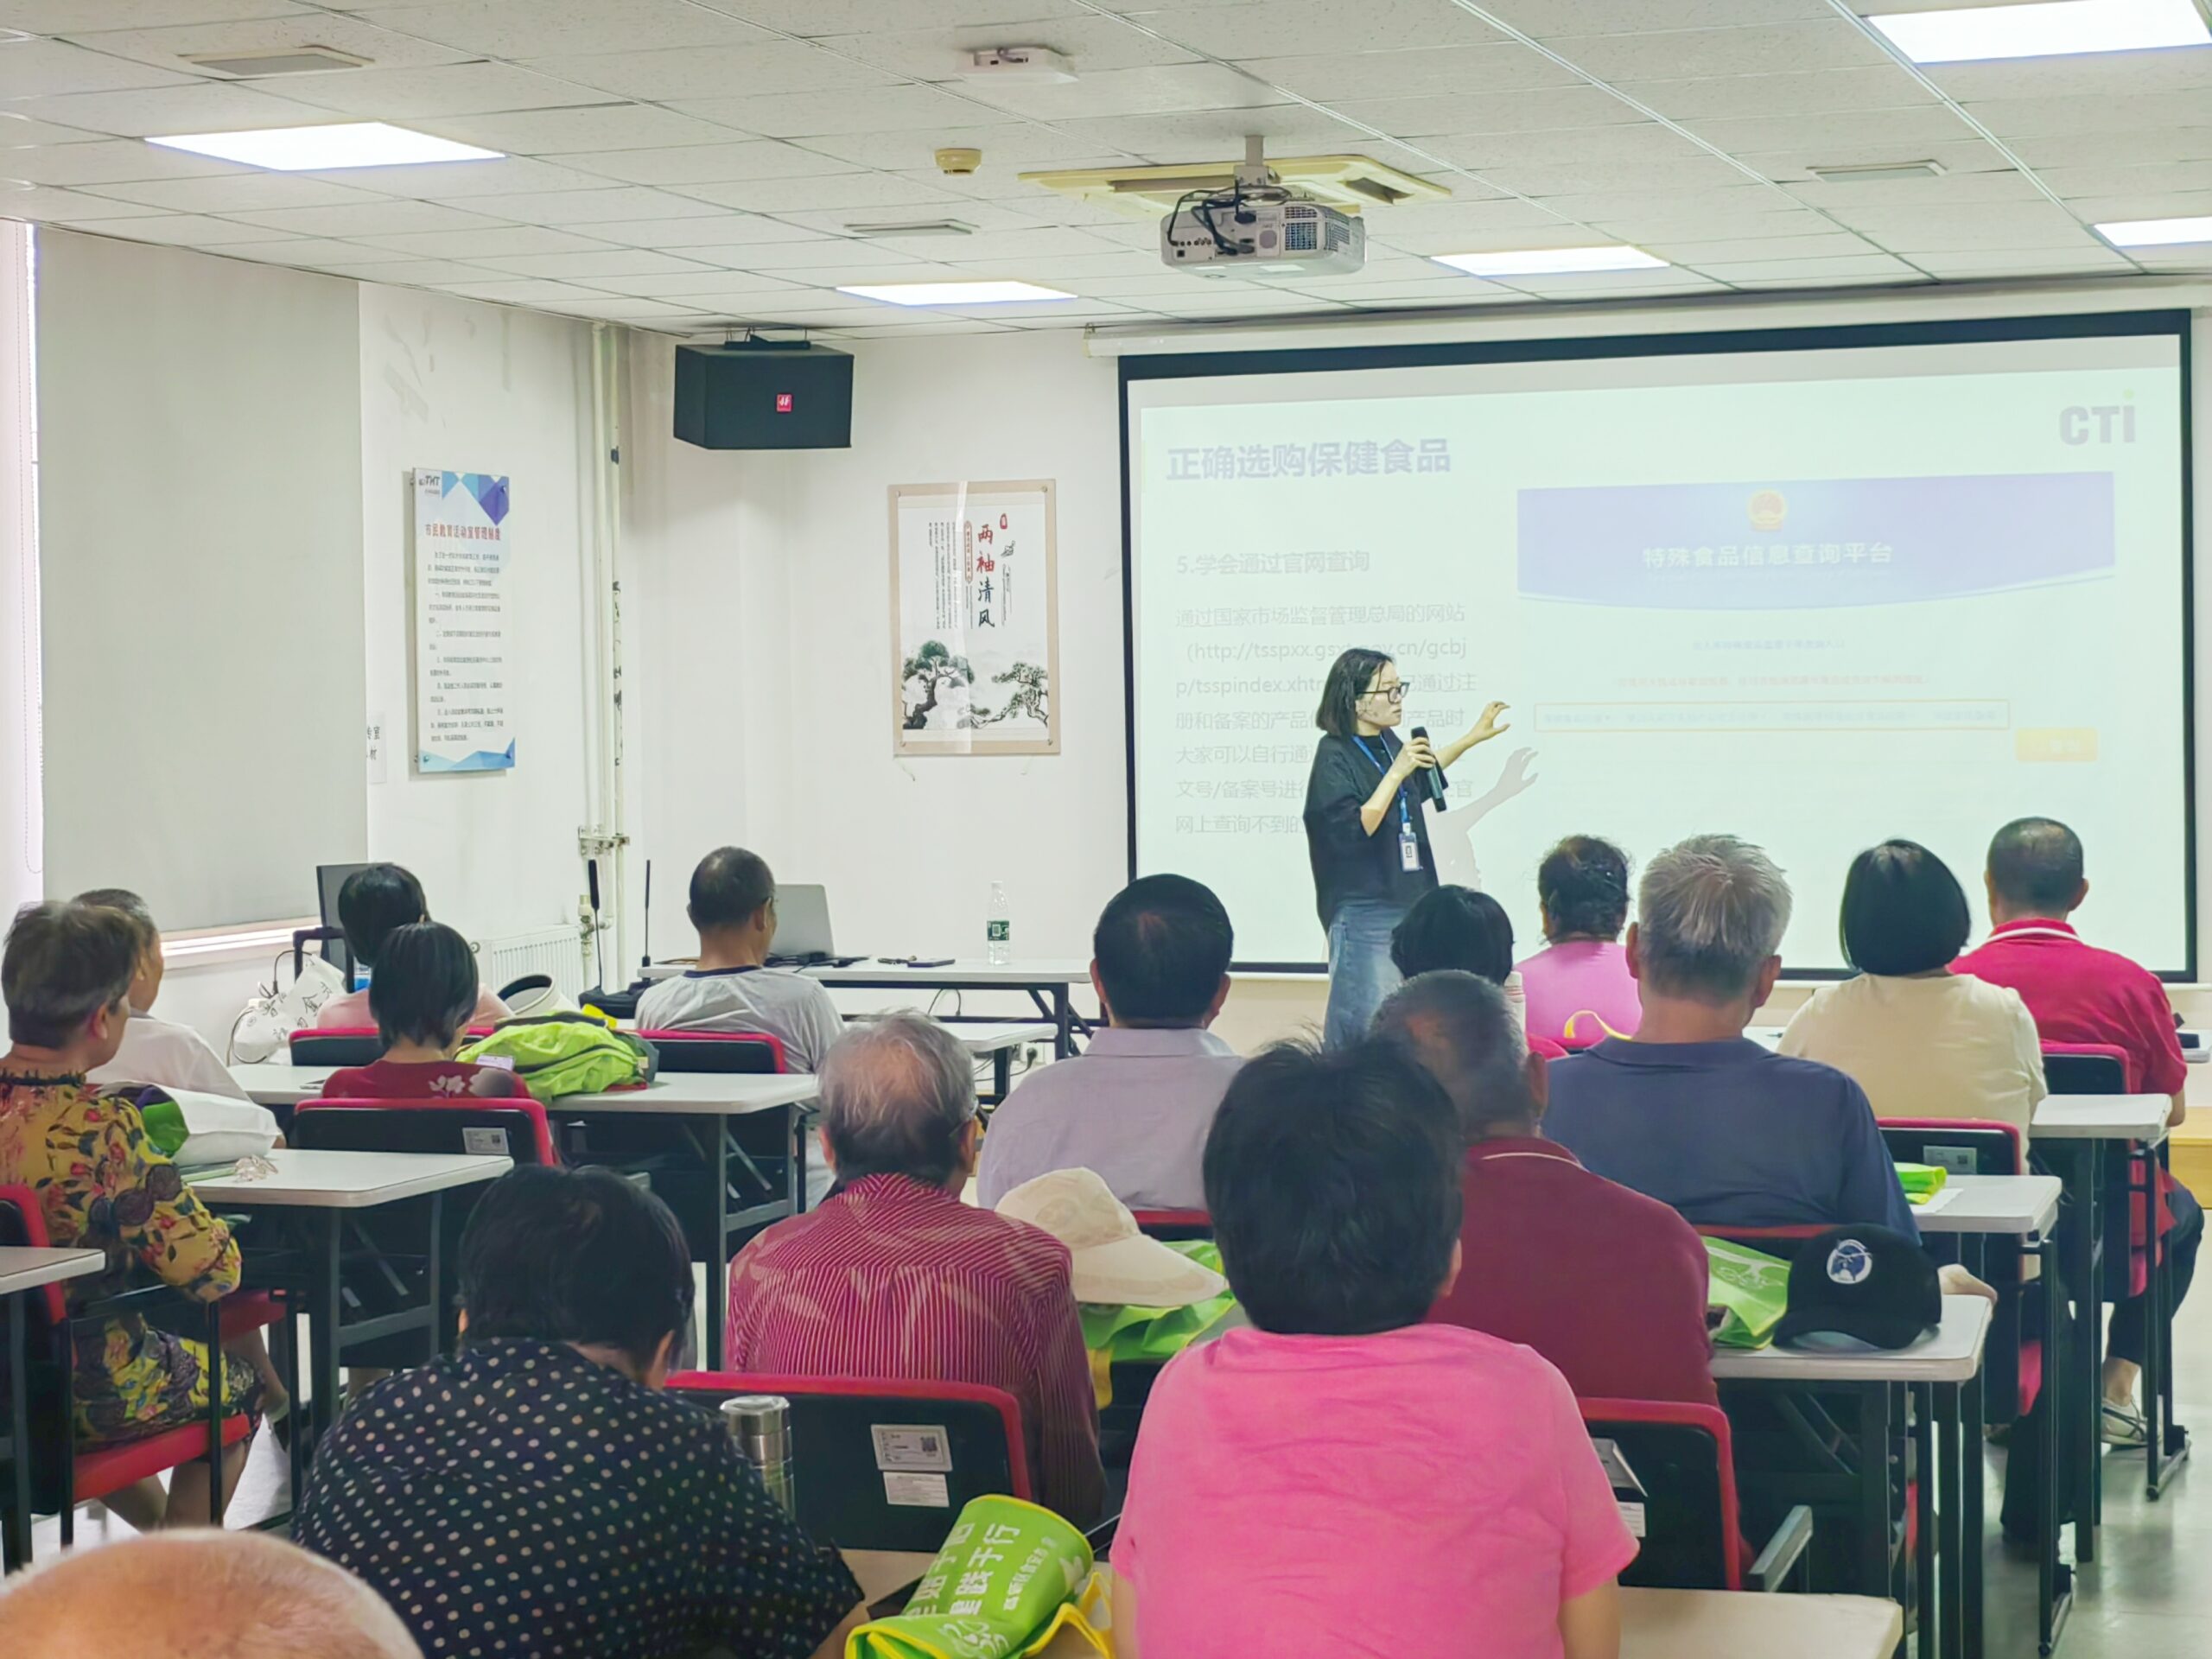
[1113,1039,1635,1658]
[1517,836,1642,1047]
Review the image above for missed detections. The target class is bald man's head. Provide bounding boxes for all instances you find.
[0,1532,418,1659]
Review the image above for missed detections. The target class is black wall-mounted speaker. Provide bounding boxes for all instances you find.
[673,340,853,450]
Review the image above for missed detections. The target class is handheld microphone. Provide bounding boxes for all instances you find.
[587,857,605,991]
[1408,726,1448,808]
[640,859,653,970]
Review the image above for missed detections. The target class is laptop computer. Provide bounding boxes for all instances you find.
[766,884,859,968]
[316,861,374,983]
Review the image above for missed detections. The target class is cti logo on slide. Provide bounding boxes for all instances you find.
[2059,403,2135,444]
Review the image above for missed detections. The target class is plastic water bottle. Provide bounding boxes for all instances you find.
[987,881,1012,965]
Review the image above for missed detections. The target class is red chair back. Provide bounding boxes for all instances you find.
[667,1372,1029,1551]
[2040,1041,2134,1094]
[1529,1034,1569,1062]
[1129,1209,1212,1242]
[1580,1398,1745,1590]
[294,1096,557,1166]
[0,1184,67,1325]
[636,1030,789,1074]
[1692,1223,1828,1258]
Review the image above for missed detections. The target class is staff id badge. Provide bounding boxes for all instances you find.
[1400,825,1423,873]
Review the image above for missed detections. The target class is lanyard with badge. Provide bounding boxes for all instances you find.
[1355,735,1423,874]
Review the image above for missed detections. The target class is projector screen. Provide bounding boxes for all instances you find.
[1124,314,2194,976]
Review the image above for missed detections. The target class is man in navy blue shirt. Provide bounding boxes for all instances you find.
[1546,834,1919,1240]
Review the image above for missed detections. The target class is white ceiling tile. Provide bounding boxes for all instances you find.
[1927,48,2212,104]
[817,15,1200,81]
[1143,285,1357,316]
[696,237,921,270]
[0,1,308,28]
[1046,104,1364,160]
[1777,169,2046,210]
[1731,141,2019,184]
[415,105,742,157]
[1363,196,1587,237]
[349,0,773,57]
[521,42,897,102]
[2059,189,2212,224]
[550,138,861,186]
[1820,200,2094,250]
[685,0,1092,36]
[75,172,379,211]
[1615,67,1939,121]
[1643,230,1879,264]
[2127,246,2212,270]
[769,198,1061,237]
[938,245,1160,276]
[534,292,718,320]
[579,213,824,247]
[93,210,288,243]
[1232,43,1580,101]
[0,135,245,183]
[1496,184,1777,220]
[5,183,168,218]
[1324,88,1649,139]
[294,156,618,199]
[1731,270,1929,289]
[1539,19,1895,79]
[676,171,965,213]
[0,38,194,97]
[1127,0,1505,56]
[226,196,502,234]
[315,256,498,283]
[1469,156,1757,195]
[214,233,411,262]
[59,13,467,76]
[450,184,723,224]
[796,124,1117,172]
[1421,124,1722,172]
[607,283,822,312]
[2008,127,2212,169]
[1275,272,1484,301]
[468,246,725,278]
[1967,90,2212,138]
[349,223,615,256]
[1481,0,1836,28]
[937,297,1136,321]
[666,82,1019,137]
[953,61,1282,120]
[569,270,806,298]
[0,113,105,144]
[1046,270,1207,296]
[1688,251,1922,281]
[421,276,616,305]
[828,319,1020,336]
[1907,247,2134,276]
[861,223,1124,262]
[4,78,331,136]
[273,61,611,118]
[1579,204,1841,241]
[1488,270,1732,296]
[1676,106,1977,155]
[2037,162,2212,201]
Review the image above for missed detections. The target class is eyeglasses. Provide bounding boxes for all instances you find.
[1363,682,1410,704]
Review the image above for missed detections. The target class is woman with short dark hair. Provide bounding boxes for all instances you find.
[1301,648,1509,1047]
[1518,836,1643,1046]
[295,1166,867,1659]
[1780,838,2046,1131]
[317,923,528,1100]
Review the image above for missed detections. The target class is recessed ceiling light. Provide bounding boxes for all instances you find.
[145,122,502,171]
[1432,245,1669,277]
[2094,214,2212,247]
[1866,0,2210,64]
[837,281,1075,305]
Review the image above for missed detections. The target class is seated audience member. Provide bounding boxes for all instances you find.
[0,1531,422,1659]
[0,901,258,1529]
[1376,971,1715,1408]
[1781,840,2045,1132]
[1518,836,1643,1045]
[1389,884,1528,1036]
[726,1014,1104,1523]
[296,1166,863,1659]
[632,846,844,1071]
[1112,1039,1635,1659]
[79,887,253,1100]
[318,923,530,1100]
[317,864,510,1031]
[1545,836,1920,1238]
[976,874,1241,1210]
[1956,816,2201,1448]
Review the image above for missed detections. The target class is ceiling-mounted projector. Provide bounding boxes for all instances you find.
[1160,135,1366,280]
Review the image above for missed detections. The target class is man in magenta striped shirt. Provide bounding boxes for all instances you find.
[724,1014,1105,1523]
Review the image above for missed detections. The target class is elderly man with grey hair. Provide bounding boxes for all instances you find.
[1542,835,1919,1237]
[723,1013,1105,1523]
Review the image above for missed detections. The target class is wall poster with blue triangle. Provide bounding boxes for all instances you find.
[411,466,517,775]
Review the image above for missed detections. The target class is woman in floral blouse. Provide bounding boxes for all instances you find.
[0,899,259,1529]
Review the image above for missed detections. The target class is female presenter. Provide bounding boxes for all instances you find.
[1302,647,1508,1047]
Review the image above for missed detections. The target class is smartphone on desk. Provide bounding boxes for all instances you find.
[878,956,955,969]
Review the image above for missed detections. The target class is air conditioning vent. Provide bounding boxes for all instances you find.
[184,46,370,77]
[1022,152,1447,219]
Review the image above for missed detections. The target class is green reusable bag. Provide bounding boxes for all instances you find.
[848,1496,1108,1659]
[1704,1236,1792,1351]
[1077,1241,1237,1363]
[1897,1162,1949,1205]
[457,1013,657,1102]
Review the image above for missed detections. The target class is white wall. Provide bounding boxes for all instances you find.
[627,330,1127,968]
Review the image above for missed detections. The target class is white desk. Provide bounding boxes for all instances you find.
[2031,1092,2172,1144]
[232,1064,818,1119]
[641,958,1095,1056]
[840,1560,1901,1659]
[0,1246,100,1298]
[1710,1294,1990,1384]
[1911,1173,2061,1241]
[188,1148,512,1208]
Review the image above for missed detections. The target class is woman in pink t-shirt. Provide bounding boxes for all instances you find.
[1517,836,1643,1046]
[1113,1040,1635,1659]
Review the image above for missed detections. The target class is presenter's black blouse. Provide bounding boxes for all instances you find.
[1302,730,1442,930]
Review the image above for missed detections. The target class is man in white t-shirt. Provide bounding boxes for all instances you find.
[76,887,254,1102]
[634,848,845,1072]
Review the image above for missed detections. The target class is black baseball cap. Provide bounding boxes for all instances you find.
[1773,1226,1941,1351]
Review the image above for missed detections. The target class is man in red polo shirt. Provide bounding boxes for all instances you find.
[1955,816,2199,1452]
[1375,969,1717,1406]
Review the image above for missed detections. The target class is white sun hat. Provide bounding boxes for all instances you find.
[995,1167,1229,1307]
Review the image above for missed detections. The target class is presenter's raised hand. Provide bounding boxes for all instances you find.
[1463,701,1510,747]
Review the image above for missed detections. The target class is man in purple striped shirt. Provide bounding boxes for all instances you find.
[725,1014,1106,1524]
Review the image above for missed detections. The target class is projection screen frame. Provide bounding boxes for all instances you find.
[1120,308,2196,980]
